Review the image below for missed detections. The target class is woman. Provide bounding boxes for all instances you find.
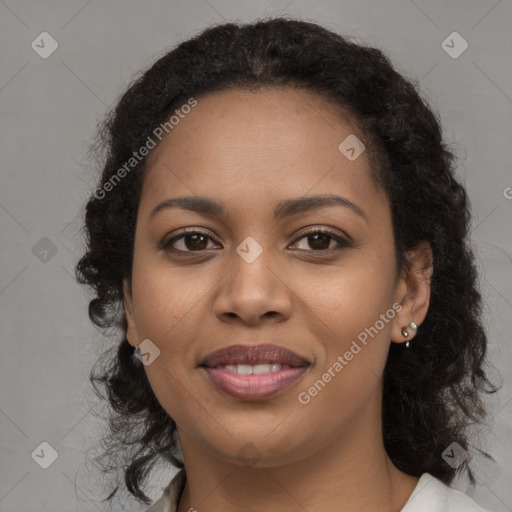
[76,17,499,512]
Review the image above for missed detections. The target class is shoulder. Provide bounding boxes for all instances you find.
[401,472,492,512]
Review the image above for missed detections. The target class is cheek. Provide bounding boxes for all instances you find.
[129,254,223,405]
[299,250,396,386]
[131,254,208,340]
[300,249,396,333]
[297,274,395,430]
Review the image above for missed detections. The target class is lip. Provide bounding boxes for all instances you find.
[200,343,310,368]
[200,365,309,400]
[199,343,311,401]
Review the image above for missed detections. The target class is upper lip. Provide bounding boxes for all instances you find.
[200,344,310,368]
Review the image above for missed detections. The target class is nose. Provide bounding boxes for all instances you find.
[212,246,293,326]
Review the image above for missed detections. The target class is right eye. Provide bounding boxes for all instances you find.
[160,229,221,253]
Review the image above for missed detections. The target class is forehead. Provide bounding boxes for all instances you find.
[140,87,385,220]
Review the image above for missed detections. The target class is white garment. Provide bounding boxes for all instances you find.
[144,469,492,512]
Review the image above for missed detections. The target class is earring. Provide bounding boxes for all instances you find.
[401,322,417,348]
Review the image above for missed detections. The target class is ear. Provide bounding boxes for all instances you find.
[391,241,433,345]
[123,278,140,348]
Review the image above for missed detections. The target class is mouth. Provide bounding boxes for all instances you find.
[199,344,311,400]
[200,362,305,374]
[199,343,310,370]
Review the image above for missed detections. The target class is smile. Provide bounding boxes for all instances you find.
[198,343,311,400]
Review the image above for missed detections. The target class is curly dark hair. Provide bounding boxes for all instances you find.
[75,16,500,507]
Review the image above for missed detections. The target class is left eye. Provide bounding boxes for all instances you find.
[291,229,349,252]
[161,229,348,253]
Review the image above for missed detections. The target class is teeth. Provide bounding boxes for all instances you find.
[237,364,253,375]
[251,364,275,375]
[222,363,284,374]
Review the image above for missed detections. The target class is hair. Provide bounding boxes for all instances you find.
[75,16,500,506]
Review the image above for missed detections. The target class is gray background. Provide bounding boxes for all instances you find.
[1,1,511,511]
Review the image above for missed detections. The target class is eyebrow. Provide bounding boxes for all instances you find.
[149,194,368,223]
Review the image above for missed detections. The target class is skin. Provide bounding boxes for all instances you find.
[123,87,433,512]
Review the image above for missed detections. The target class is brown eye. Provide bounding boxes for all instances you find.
[162,230,219,253]
[291,229,350,252]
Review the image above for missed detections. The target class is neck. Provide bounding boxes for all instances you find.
[176,398,418,512]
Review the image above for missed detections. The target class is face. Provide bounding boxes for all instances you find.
[123,87,430,469]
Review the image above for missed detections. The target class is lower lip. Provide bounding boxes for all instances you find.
[201,365,309,400]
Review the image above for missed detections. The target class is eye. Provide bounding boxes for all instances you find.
[290,228,350,252]
[160,229,220,253]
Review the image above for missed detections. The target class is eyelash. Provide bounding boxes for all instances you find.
[160,227,350,255]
